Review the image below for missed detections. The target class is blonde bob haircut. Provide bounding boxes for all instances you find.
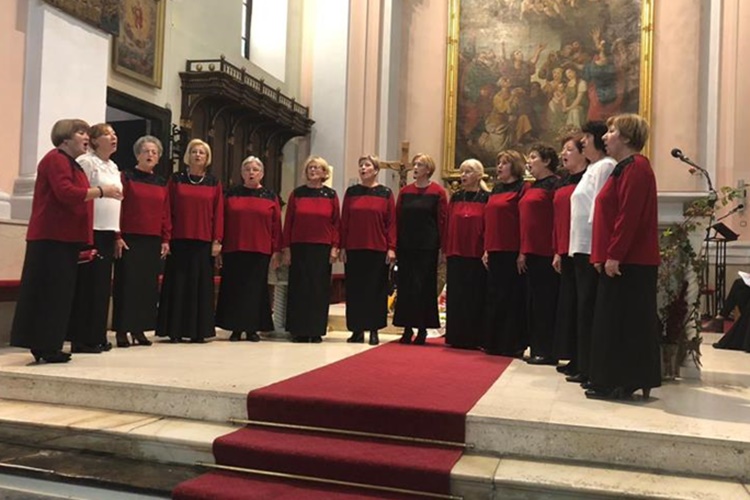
[183,138,213,167]
[496,149,526,180]
[304,156,331,181]
[411,153,436,175]
[241,155,264,170]
[607,113,650,152]
[459,158,490,192]
[50,119,90,147]
[358,155,380,171]
[88,123,115,150]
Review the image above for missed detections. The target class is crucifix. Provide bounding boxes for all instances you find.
[379,141,411,188]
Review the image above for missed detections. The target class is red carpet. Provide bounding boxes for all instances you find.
[173,339,512,499]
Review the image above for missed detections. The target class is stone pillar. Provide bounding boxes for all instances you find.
[10,2,109,221]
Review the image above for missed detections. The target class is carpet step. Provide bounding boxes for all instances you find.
[213,426,461,495]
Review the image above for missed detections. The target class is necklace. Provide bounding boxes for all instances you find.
[187,172,205,185]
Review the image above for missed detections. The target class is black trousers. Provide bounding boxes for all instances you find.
[484,251,527,355]
[553,255,577,361]
[573,253,599,378]
[525,254,559,358]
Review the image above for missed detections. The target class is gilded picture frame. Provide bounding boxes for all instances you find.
[112,0,166,88]
[443,0,654,181]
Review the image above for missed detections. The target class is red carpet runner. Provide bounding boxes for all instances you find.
[173,340,512,499]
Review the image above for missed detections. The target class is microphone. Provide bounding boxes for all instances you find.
[670,148,683,159]
[670,147,703,172]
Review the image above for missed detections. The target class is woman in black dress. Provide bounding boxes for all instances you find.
[112,136,171,347]
[216,156,282,342]
[281,156,340,343]
[340,155,396,346]
[393,153,448,345]
[156,138,224,343]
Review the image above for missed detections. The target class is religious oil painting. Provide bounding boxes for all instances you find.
[112,0,166,88]
[443,0,653,178]
[43,0,119,35]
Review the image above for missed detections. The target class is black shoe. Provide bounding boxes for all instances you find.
[71,344,103,354]
[347,331,365,343]
[247,332,261,342]
[169,337,181,343]
[527,356,558,365]
[566,373,587,383]
[229,331,243,342]
[581,381,594,390]
[413,329,427,345]
[131,331,152,346]
[99,342,113,352]
[368,330,379,345]
[310,336,323,343]
[556,362,571,374]
[190,338,206,344]
[291,336,309,343]
[116,332,130,348]
[31,350,71,363]
[399,328,413,344]
[584,387,618,400]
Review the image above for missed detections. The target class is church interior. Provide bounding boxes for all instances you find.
[0,0,749,498]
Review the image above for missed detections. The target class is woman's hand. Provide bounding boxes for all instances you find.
[438,250,446,265]
[160,242,170,259]
[516,253,527,274]
[594,263,603,273]
[101,184,123,200]
[604,259,621,277]
[329,247,340,264]
[339,249,347,264]
[211,240,222,257]
[386,249,396,264]
[281,248,291,267]
[481,251,489,270]
[270,251,281,270]
[114,238,129,259]
[215,253,223,269]
[552,254,562,274]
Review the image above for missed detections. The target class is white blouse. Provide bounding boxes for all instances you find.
[77,151,123,231]
[568,156,617,256]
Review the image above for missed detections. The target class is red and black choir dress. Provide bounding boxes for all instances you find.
[519,174,560,362]
[445,189,489,349]
[11,149,93,355]
[215,185,281,336]
[483,179,528,356]
[156,171,224,342]
[590,154,661,392]
[112,168,171,338]
[393,182,448,332]
[282,185,340,341]
[551,169,585,365]
[340,184,395,335]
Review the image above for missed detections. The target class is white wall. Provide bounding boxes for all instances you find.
[250,0,288,82]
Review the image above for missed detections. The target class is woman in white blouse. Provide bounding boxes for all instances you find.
[67,123,123,353]
[567,121,616,386]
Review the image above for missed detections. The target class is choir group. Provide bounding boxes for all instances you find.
[11,112,661,401]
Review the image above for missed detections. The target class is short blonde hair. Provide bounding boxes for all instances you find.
[411,153,436,175]
[496,150,526,180]
[459,158,489,192]
[50,119,89,147]
[358,155,380,171]
[183,138,212,167]
[88,123,115,150]
[242,155,264,170]
[304,156,331,181]
[607,113,649,152]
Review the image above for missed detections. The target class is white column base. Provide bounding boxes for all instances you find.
[10,175,36,222]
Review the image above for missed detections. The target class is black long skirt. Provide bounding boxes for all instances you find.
[112,233,162,333]
[344,249,388,332]
[484,251,527,355]
[286,243,332,338]
[714,298,750,352]
[156,239,216,341]
[67,230,115,346]
[445,256,486,349]
[573,253,599,377]
[11,240,79,351]
[589,264,661,390]
[215,251,273,333]
[393,248,440,329]
[553,255,577,361]
[526,254,560,359]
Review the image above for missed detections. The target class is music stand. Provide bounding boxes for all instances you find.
[704,223,739,316]
[712,222,739,241]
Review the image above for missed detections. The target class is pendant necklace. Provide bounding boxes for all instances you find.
[187,172,205,185]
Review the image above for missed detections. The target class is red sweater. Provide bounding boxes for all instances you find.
[119,169,171,241]
[519,176,558,257]
[340,184,396,252]
[445,189,489,258]
[591,154,660,265]
[484,180,528,252]
[27,149,93,244]
[222,185,282,254]
[396,182,448,251]
[282,185,340,247]
[167,172,224,242]
[552,170,585,256]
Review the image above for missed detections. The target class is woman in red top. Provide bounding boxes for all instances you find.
[11,119,122,363]
[112,136,171,348]
[340,155,396,346]
[445,159,489,349]
[483,150,528,356]
[551,134,588,374]
[156,138,224,343]
[216,156,282,342]
[393,154,448,345]
[518,144,560,365]
[281,156,340,343]
[587,113,660,400]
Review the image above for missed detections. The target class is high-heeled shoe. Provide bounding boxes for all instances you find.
[413,328,427,345]
[116,332,130,348]
[71,344,102,354]
[229,331,243,342]
[246,332,261,342]
[31,350,71,363]
[347,331,365,343]
[368,330,379,345]
[622,386,652,400]
[399,327,413,344]
[131,331,152,346]
[99,342,113,352]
